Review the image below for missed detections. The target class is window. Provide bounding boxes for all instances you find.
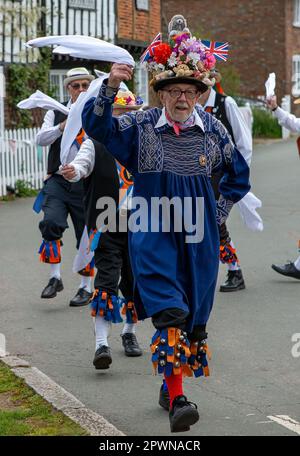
[49,70,68,103]
[69,0,96,9]
[292,55,300,96]
[294,0,300,26]
[135,0,149,11]
[134,62,149,107]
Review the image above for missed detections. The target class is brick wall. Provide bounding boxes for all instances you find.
[162,0,291,106]
[117,0,161,45]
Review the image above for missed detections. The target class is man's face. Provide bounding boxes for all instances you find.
[158,83,201,122]
[67,78,90,102]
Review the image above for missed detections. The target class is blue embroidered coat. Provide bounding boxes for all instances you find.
[82,81,250,331]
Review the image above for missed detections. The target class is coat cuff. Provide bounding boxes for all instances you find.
[216,195,234,225]
[93,79,117,117]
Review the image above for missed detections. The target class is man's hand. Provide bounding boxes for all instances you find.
[266,95,278,111]
[108,63,134,89]
[61,164,77,181]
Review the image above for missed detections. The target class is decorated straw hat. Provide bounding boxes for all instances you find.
[113,89,144,110]
[64,67,95,86]
[141,15,218,93]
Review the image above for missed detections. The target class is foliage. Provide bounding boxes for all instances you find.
[0,3,48,39]
[7,48,55,128]
[2,2,55,128]
[218,63,241,98]
[15,179,39,198]
[252,108,282,138]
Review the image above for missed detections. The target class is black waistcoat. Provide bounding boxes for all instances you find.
[83,140,121,232]
[209,92,235,144]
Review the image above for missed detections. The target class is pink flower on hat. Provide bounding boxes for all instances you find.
[204,53,216,70]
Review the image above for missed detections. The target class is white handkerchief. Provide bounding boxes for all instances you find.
[237,192,264,232]
[265,73,276,98]
[26,35,135,67]
[17,90,69,115]
[60,75,128,165]
[72,225,94,273]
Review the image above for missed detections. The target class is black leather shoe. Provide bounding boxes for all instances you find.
[41,277,64,299]
[271,262,300,280]
[93,345,112,369]
[69,288,92,307]
[169,395,199,433]
[121,333,142,357]
[219,269,246,292]
[159,382,170,411]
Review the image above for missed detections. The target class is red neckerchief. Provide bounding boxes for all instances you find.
[165,110,195,136]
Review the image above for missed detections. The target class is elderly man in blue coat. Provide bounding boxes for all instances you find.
[82,18,250,433]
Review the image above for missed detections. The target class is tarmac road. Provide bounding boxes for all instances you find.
[0,138,299,436]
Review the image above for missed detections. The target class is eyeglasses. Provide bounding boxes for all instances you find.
[163,88,199,100]
[69,82,90,90]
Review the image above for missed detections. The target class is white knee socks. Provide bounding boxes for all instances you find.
[80,276,92,292]
[122,323,136,335]
[227,240,240,271]
[294,254,300,271]
[95,316,112,350]
[50,263,61,279]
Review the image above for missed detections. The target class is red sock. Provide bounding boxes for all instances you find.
[164,371,183,409]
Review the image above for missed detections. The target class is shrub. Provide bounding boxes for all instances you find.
[218,64,241,98]
[15,179,38,197]
[252,108,282,138]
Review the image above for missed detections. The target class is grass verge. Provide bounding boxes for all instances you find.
[0,361,88,436]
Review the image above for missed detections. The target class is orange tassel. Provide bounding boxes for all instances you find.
[168,328,176,347]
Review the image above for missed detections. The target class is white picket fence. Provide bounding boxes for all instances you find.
[0,128,48,197]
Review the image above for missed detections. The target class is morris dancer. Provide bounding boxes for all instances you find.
[82,16,250,433]
[36,68,94,306]
[200,71,252,292]
[266,94,300,280]
[62,89,143,368]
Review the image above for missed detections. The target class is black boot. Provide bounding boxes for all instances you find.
[41,277,64,299]
[271,262,300,280]
[121,333,142,357]
[219,269,245,292]
[93,345,112,369]
[169,395,199,433]
[69,288,92,307]
[159,382,170,411]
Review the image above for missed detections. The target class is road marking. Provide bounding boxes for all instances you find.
[267,415,300,435]
[0,333,6,357]
[257,421,274,424]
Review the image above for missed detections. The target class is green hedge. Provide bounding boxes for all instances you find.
[252,108,282,138]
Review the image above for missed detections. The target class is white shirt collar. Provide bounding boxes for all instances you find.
[155,107,205,132]
[203,88,216,110]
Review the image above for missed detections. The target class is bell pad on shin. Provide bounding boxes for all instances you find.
[121,299,138,324]
[151,328,191,377]
[90,290,122,323]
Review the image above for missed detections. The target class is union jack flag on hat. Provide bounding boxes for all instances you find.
[201,40,229,62]
[140,32,162,63]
